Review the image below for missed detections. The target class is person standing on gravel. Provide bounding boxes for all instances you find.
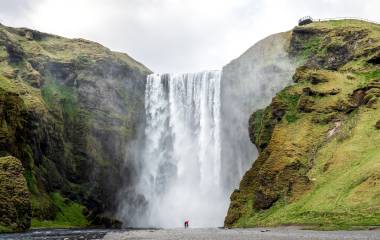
[184,220,189,228]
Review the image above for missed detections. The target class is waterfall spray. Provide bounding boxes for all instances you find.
[134,71,225,227]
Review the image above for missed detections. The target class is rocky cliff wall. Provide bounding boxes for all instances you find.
[225,20,380,229]
[0,23,150,231]
[220,31,297,191]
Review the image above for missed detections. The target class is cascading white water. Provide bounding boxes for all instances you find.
[117,34,295,229]
[137,71,226,227]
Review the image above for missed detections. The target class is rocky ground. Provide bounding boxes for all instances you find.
[1,227,380,240]
[104,227,380,240]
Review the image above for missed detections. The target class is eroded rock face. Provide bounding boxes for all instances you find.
[220,31,296,191]
[225,20,380,228]
[0,156,31,232]
[0,23,151,229]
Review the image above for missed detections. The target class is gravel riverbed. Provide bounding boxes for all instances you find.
[104,227,380,240]
[1,227,379,240]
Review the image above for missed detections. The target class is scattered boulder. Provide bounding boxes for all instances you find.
[292,66,310,83]
[253,190,278,210]
[91,215,122,229]
[271,99,288,120]
[324,42,351,70]
[0,156,31,232]
[302,87,340,97]
[298,96,315,113]
[350,79,380,108]
[368,53,380,65]
[309,72,329,84]
[375,120,380,129]
[23,69,42,88]
[5,42,24,63]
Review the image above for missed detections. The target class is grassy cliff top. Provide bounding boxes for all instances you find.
[0,24,151,74]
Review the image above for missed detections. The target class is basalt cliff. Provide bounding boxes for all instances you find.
[0,23,150,232]
[225,19,380,229]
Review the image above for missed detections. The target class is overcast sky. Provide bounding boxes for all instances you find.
[0,0,379,73]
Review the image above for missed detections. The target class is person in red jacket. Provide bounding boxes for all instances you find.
[184,220,189,228]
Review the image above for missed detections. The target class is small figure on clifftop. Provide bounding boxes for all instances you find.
[184,220,189,228]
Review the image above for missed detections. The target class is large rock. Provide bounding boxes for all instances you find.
[0,156,31,232]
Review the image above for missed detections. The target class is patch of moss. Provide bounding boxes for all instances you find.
[24,169,39,195]
[301,36,322,59]
[277,89,301,123]
[356,69,380,81]
[41,79,79,121]
[31,192,88,228]
[0,225,13,233]
[0,156,31,232]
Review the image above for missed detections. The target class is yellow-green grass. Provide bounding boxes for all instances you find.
[31,192,88,229]
[0,73,46,113]
[236,101,380,229]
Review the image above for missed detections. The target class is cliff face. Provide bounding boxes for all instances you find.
[0,24,150,231]
[225,20,380,229]
[221,32,297,191]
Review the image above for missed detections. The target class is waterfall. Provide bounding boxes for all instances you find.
[116,33,295,229]
[136,71,226,227]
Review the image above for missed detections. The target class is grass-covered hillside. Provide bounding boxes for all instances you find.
[0,23,150,232]
[225,19,380,230]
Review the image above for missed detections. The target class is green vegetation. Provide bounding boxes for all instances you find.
[301,36,321,59]
[24,169,39,195]
[277,89,301,123]
[238,104,380,230]
[0,225,13,233]
[0,23,150,231]
[226,19,380,230]
[41,79,78,121]
[356,69,380,83]
[31,192,88,228]
[0,156,31,232]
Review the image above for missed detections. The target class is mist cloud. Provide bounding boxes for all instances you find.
[0,0,379,72]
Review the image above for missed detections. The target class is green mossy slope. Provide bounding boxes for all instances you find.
[31,192,88,228]
[0,156,31,232]
[225,20,380,229]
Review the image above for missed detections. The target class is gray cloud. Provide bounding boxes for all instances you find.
[0,0,34,22]
[0,0,379,72]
